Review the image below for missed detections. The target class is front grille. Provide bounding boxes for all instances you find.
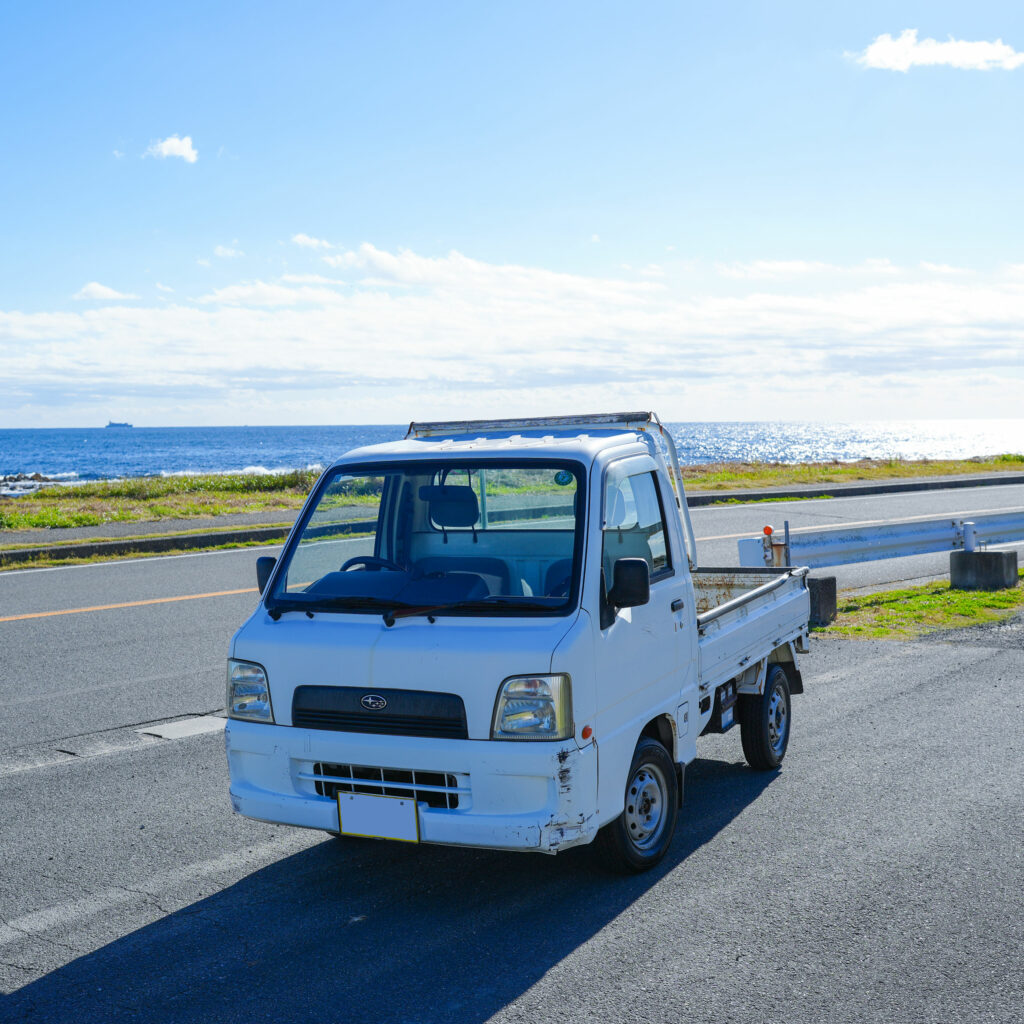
[292,686,468,739]
[310,762,466,810]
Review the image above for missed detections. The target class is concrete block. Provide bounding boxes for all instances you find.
[808,576,837,626]
[950,550,1019,591]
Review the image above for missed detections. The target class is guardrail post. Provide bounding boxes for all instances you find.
[963,521,976,552]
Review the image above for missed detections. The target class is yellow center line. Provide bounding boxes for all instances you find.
[0,587,259,623]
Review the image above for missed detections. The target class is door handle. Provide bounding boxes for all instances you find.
[671,598,684,612]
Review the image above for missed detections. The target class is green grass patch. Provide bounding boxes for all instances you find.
[816,570,1024,640]
[0,470,324,530]
[682,454,1024,492]
[710,494,834,506]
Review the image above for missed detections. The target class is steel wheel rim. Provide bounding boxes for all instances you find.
[767,683,788,757]
[623,762,669,851]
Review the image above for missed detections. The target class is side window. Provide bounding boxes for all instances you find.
[602,470,672,584]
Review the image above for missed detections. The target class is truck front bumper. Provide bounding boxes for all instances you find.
[225,720,598,853]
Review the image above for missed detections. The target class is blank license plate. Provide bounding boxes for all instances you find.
[338,792,420,843]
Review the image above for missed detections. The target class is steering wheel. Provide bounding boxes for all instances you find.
[340,555,405,572]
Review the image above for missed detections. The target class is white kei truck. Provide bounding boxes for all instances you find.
[225,412,811,872]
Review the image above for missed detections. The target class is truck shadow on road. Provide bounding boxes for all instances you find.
[7,758,777,1024]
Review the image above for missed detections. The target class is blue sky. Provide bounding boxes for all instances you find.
[2,1,1023,425]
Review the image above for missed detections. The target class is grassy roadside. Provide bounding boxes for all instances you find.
[815,571,1024,640]
[679,453,1024,491]
[0,470,324,530]
[2,455,1023,532]
[709,493,833,506]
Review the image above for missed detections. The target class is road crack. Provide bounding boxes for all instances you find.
[0,917,86,955]
[112,885,178,918]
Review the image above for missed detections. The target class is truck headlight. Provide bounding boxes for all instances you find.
[491,674,572,741]
[227,659,274,723]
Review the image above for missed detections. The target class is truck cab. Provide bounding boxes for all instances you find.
[225,413,810,871]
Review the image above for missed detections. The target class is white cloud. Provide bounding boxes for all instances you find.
[590,234,601,243]
[196,258,211,268]
[6,246,1022,424]
[72,282,138,301]
[281,273,342,285]
[322,243,662,301]
[717,260,837,280]
[854,29,1024,72]
[717,258,901,280]
[112,149,124,159]
[214,244,243,259]
[200,280,346,306]
[156,282,174,292]
[920,261,968,275]
[860,257,901,275]
[144,134,199,163]
[292,233,332,250]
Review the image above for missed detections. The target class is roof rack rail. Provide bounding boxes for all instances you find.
[406,412,653,438]
[405,411,697,568]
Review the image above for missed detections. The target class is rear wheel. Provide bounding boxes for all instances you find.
[739,664,791,770]
[595,737,678,873]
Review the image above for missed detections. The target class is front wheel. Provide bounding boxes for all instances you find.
[739,664,791,770]
[595,737,679,873]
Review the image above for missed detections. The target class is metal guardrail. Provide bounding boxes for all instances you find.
[738,509,1024,569]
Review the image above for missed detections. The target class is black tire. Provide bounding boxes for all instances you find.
[739,664,791,770]
[595,737,679,873]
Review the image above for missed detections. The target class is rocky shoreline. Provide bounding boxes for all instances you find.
[1,473,62,498]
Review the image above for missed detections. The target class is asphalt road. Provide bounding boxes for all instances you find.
[1,482,1023,1020]
[2,630,1021,1023]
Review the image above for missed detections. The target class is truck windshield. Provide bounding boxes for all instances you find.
[266,460,584,618]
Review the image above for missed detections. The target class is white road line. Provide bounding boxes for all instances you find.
[139,716,226,740]
[0,834,318,950]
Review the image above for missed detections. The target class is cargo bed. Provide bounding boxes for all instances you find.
[693,566,810,692]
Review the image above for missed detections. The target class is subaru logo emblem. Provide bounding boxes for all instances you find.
[360,694,387,711]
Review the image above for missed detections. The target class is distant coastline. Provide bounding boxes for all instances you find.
[1,422,1023,492]
[105,421,133,428]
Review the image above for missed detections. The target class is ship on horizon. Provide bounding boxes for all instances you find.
[105,421,133,428]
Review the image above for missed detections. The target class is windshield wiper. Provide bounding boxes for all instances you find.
[383,597,559,626]
[268,596,414,621]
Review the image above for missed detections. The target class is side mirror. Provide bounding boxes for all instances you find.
[256,556,277,594]
[607,557,650,609]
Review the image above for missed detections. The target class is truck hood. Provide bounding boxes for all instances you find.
[232,609,580,740]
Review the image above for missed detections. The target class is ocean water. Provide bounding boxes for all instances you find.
[1,421,1023,493]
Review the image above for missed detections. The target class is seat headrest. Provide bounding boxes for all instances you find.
[419,485,479,528]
